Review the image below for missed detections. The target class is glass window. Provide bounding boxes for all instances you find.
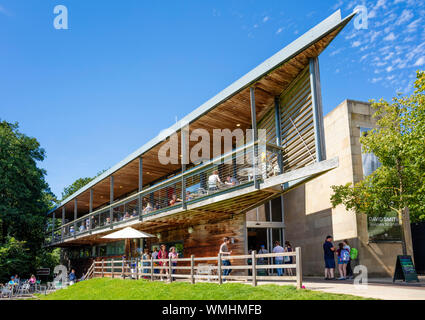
[106,240,125,256]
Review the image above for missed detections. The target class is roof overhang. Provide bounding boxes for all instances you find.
[49,10,356,217]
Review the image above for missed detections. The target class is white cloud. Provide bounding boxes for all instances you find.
[406,18,422,33]
[414,57,425,66]
[263,16,269,23]
[352,41,362,48]
[384,32,397,41]
[396,9,414,25]
[276,28,283,35]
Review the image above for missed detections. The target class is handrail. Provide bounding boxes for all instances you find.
[54,140,282,232]
[91,248,302,288]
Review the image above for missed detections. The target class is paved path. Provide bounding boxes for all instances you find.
[260,277,425,300]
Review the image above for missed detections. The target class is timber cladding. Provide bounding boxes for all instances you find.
[147,213,246,259]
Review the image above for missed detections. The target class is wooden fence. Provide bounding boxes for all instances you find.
[89,247,302,289]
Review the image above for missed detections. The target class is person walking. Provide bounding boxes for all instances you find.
[284,241,294,276]
[336,243,350,280]
[152,247,159,274]
[323,235,336,280]
[272,241,284,276]
[158,244,168,281]
[343,240,353,279]
[258,244,269,275]
[219,237,232,280]
[142,249,151,279]
[68,269,76,285]
[169,247,179,280]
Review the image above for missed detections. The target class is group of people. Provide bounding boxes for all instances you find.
[208,170,240,191]
[136,244,179,281]
[247,241,294,276]
[1,274,38,291]
[323,235,357,280]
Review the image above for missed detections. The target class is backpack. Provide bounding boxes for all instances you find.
[350,247,358,260]
[341,249,350,262]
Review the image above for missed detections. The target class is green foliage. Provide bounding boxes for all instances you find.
[60,169,106,202]
[37,278,372,300]
[0,120,57,282]
[0,237,31,282]
[331,71,425,222]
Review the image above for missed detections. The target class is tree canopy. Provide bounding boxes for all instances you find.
[0,120,59,282]
[60,169,106,203]
[331,71,425,254]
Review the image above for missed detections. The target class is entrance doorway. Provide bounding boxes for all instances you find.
[247,228,283,253]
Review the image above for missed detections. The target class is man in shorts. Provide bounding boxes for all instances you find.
[323,235,336,280]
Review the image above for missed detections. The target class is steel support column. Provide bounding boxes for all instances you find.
[74,198,77,239]
[61,207,65,241]
[309,57,326,162]
[250,86,260,189]
[181,126,189,209]
[139,157,143,221]
[89,188,93,233]
[52,212,55,243]
[110,176,114,229]
[274,96,283,174]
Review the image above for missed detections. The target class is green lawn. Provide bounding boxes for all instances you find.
[36,278,370,300]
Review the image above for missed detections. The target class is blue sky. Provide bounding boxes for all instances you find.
[1,0,424,198]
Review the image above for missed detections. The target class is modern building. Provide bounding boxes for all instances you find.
[45,10,408,277]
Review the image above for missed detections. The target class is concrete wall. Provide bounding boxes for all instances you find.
[281,100,404,276]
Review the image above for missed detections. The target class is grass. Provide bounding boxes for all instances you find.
[36,278,371,300]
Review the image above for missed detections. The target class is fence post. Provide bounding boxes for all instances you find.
[122,259,125,278]
[168,255,172,282]
[252,250,257,287]
[136,258,139,280]
[218,253,222,285]
[101,259,104,278]
[150,256,154,281]
[296,247,302,289]
[111,259,114,279]
[190,255,195,284]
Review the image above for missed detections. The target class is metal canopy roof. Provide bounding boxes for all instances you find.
[49,10,356,216]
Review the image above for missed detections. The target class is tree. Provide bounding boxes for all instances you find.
[331,71,425,255]
[0,120,56,282]
[60,170,106,202]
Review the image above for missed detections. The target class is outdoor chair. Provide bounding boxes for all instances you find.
[196,263,215,282]
[1,286,13,299]
[16,283,31,296]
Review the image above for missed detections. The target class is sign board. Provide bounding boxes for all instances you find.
[36,268,50,276]
[393,255,419,283]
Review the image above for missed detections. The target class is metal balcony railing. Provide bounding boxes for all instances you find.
[46,141,283,246]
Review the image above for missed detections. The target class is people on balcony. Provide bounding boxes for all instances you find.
[208,170,222,191]
[131,209,138,218]
[169,194,182,206]
[143,202,154,214]
[79,224,86,232]
[225,176,239,187]
[186,191,193,201]
[70,226,75,235]
[124,212,131,220]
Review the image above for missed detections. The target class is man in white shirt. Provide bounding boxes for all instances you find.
[273,241,285,276]
[219,237,232,278]
[208,170,222,191]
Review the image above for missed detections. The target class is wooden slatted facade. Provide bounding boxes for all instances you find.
[45,11,355,272]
